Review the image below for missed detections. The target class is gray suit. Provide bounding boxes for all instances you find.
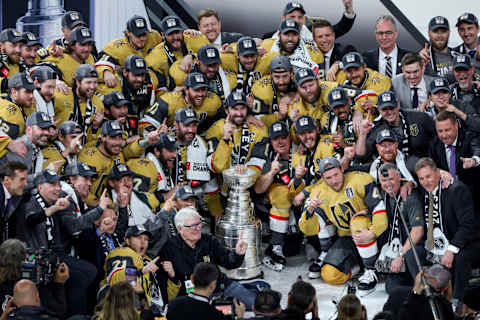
[391,74,434,110]
[0,135,41,186]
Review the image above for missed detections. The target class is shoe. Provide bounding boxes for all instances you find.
[308,251,327,279]
[271,245,286,265]
[262,245,286,272]
[357,269,377,293]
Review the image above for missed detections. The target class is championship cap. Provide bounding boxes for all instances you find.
[75,64,98,80]
[103,91,132,108]
[283,1,306,15]
[64,162,97,177]
[198,44,221,65]
[428,16,449,30]
[124,55,147,75]
[154,133,178,151]
[30,66,57,83]
[294,68,316,86]
[254,289,282,314]
[452,54,472,70]
[8,72,38,91]
[26,112,54,129]
[62,11,86,29]
[429,77,451,94]
[101,120,123,137]
[375,128,397,144]
[295,115,316,134]
[279,19,300,34]
[318,157,341,174]
[126,15,149,37]
[108,163,134,180]
[269,121,290,139]
[237,36,258,56]
[328,87,349,109]
[175,107,198,125]
[226,90,247,108]
[34,170,62,186]
[161,16,184,35]
[269,55,292,73]
[58,121,82,136]
[21,32,41,47]
[0,28,25,44]
[184,72,208,90]
[456,12,479,26]
[68,27,93,44]
[377,91,398,110]
[125,224,152,239]
[342,52,364,70]
[175,185,199,200]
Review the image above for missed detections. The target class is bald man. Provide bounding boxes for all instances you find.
[8,279,59,319]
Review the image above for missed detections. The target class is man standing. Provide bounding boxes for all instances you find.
[0,29,25,93]
[453,13,479,58]
[197,9,243,49]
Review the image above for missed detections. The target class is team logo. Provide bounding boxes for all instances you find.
[435,16,445,25]
[135,19,145,28]
[272,123,282,132]
[12,30,21,37]
[291,2,301,8]
[81,28,91,38]
[135,59,145,68]
[116,92,125,100]
[299,116,309,126]
[117,164,128,172]
[6,105,16,114]
[166,18,177,27]
[203,255,211,263]
[26,75,34,84]
[434,78,445,87]
[331,89,342,100]
[345,186,354,199]
[382,93,392,102]
[298,69,308,78]
[459,13,470,21]
[380,129,391,138]
[206,48,217,58]
[409,124,419,136]
[111,121,121,130]
[26,33,36,41]
[242,39,253,48]
[45,169,56,176]
[232,91,242,101]
[194,74,204,83]
[85,149,95,156]
[286,20,295,27]
[81,163,90,171]
[345,54,356,63]
[70,12,80,20]
[167,134,176,143]
[456,55,466,63]
[184,108,195,117]
[41,113,50,121]
[344,88,357,97]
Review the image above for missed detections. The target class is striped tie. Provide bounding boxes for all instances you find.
[385,56,393,78]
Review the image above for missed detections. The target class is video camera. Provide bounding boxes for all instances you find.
[20,248,59,285]
[211,295,235,320]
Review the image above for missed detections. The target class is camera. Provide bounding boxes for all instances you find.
[211,295,235,320]
[20,248,59,285]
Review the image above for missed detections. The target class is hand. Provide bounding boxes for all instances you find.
[352,229,375,244]
[234,164,247,174]
[332,125,345,148]
[399,182,414,201]
[220,43,233,54]
[245,114,264,128]
[460,157,478,169]
[289,108,301,123]
[99,217,114,234]
[0,297,15,320]
[246,94,254,109]
[444,103,459,113]
[439,170,454,189]
[343,146,355,161]
[343,0,354,14]
[117,187,131,208]
[162,192,177,211]
[50,40,63,57]
[419,43,430,65]
[292,192,306,206]
[390,256,403,273]
[45,160,64,173]
[125,135,140,145]
[183,29,202,37]
[257,47,267,57]
[296,143,306,155]
[6,140,27,157]
[158,118,169,134]
[326,63,339,81]
[306,193,325,214]
[270,154,281,175]
[98,189,111,210]
[295,165,307,179]
[55,262,70,283]
[412,270,425,294]
[160,261,175,278]
[441,250,455,269]
[146,126,163,145]
[223,114,235,140]
[278,95,291,120]
[179,55,194,73]
[92,112,104,129]
[359,116,373,136]
[55,80,69,95]
[142,257,160,274]
[233,299,246,318]
[54,194,73,211]
[235,231,248,255]
[103,70,117,88]
[419,97,431,112]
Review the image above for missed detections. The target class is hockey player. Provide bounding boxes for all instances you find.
[0,28,25,93]
[30,66,57,119]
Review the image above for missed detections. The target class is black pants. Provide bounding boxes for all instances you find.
[385,244,425,294]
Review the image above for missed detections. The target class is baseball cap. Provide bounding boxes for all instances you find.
[34,170,62,186]
[377,91,398,110]
[452,54,472,70]
[295,115,316,134]
[184,72,208,90]
[21,32,41,47]
[175,107,198,125]
[64,162,97,177]
[294,68,316,86]
[101,120,123,137]
[75,64,98,80]
[62,11,86,29]
[108,163,134,180]
[126,15,149,37]
[430,77,451,94]
[342,52,364,70]
[0,28,25,44]
[226,90,247,108]
[456,12,478,26]
[30,66,57,83]
[269,55,292,73]
[198,44,221,65]
[26,112,54,129]
[124,55,147,75]
[279,19,300,34]
[68,27,93,44]
[318,157,341,174]
[103,91,132,108]
[254,289,282,314]
[125,225,152,239]
[328,87,349,109]
[155,133,178,151]
[375,128,397,144]
[237,36,257,56]
[269,121,289,139]
[161,16,184,35]
[8,73,38,91]
[283,1,306,15]
[175,185,199,200]
[58,121,82,136]
[429,16,449,31]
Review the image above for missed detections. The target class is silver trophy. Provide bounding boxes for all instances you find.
[216,168,262,280]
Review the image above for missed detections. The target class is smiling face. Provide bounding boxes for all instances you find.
[2,41,22,64]
[185,86,207,107]
[453,67,474,90]
[238,53,257,71]
[164,30,184,50]
[178,216,202,244]
[322,167,344,192]
[279,31,300,54]
[345,65,366,86]
[417,165,441,193]
[435,118,458,146]
[379,103,400,124]
[457,22,479,48]
[313,26,335,53]
[271,70,291,92]
[376,140,398,162]
[298,79,320,104]
[402,62,424,87]
[198,15,221,43]
[375,19,398,53]
[297,129,317,150]
[271,135,291,155]
[76,77,98,99]
[227,104,248,126]
[378,168,401,196]
[428,28,450,51]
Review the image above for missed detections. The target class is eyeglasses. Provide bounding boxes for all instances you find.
[183,221,203,229]
[376,31,395,37]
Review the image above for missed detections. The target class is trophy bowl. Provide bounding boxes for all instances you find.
[222,168,257,189]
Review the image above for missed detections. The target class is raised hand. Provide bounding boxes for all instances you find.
[142,257,159,274]
[103,70,117,88]
[99,189,111,210]
[223,113,235,140]
[295,165,307,179]
[270,154,282,175]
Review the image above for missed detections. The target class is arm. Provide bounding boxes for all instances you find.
[211,236,244,269]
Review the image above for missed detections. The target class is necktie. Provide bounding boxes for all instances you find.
[426,192,434,250]
[448,145,456,178]
[385,56,393,78]
[412,87,419,108]
[468,50,476,58]
[324,55,330,74]
[31,148,39,174]
[2,198,12,241]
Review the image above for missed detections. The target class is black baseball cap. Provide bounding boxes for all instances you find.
[270,55,292,73]
[429,16,449,31]
[58,121,82,135]
[342,52,364,70]
[62,11,86,29]
[318,157,341,174]
[124,55,147,75]
[452,54,472,70]
[75,64,98,80]
[269,121,290,139]
[456,12,478,26]
[198,44,221,65]
[294,68,316,86]
[101,120,123,137]
[65,162,97,177]
[295,115,316,134]
[377,91,398,110]
[279,19,300,34]
[237,36,257,56]
[155,133,178,151]
[21,32,41,47]
[103,91,132,108]
[376,128,397,144]
[184,72,208,90]
[175,185,199,200]
[328,87,349,109]
[26,112,54,129]
[226,90,247,108]
[68,27,93,44]
[430,78,451,94]
[254,289,282,314]
[0,28,25,44]
[283,2,305,15]
[8,72,38,91]
[175,107,198,125]
[125,225,152,239]
[30,66,57,83]
[108,163,134,180]
[34,169,62,186]
[161,16,184,35]
[126,15,149,37]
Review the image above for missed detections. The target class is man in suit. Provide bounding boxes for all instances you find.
[392,52,434,110]
[453,13,479,59]
[363,15,409,78]
[197,8,243,49]
[0,161,27,242]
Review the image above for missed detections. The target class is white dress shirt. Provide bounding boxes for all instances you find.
[379,45,398,76]
[410,77,428,106]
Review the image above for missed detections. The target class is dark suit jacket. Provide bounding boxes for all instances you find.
[329,42,357,64]
[362,46,410,75]
[0,184,26,242]
[220,31,243,45]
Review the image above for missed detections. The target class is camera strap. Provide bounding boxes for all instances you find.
[187,292,209,303]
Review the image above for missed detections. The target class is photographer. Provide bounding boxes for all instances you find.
[0,239,68,318]
[275,281,319,320]
[251,290,282,319]
[337,294,367,320]
[166,262,245,320]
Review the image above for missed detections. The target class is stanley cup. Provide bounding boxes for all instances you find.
[216,168,262,280]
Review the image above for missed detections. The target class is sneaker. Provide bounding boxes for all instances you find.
[308,251,327,279]
[357,269,377,293]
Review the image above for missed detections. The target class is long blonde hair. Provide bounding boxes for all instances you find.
[94,281,139,320]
